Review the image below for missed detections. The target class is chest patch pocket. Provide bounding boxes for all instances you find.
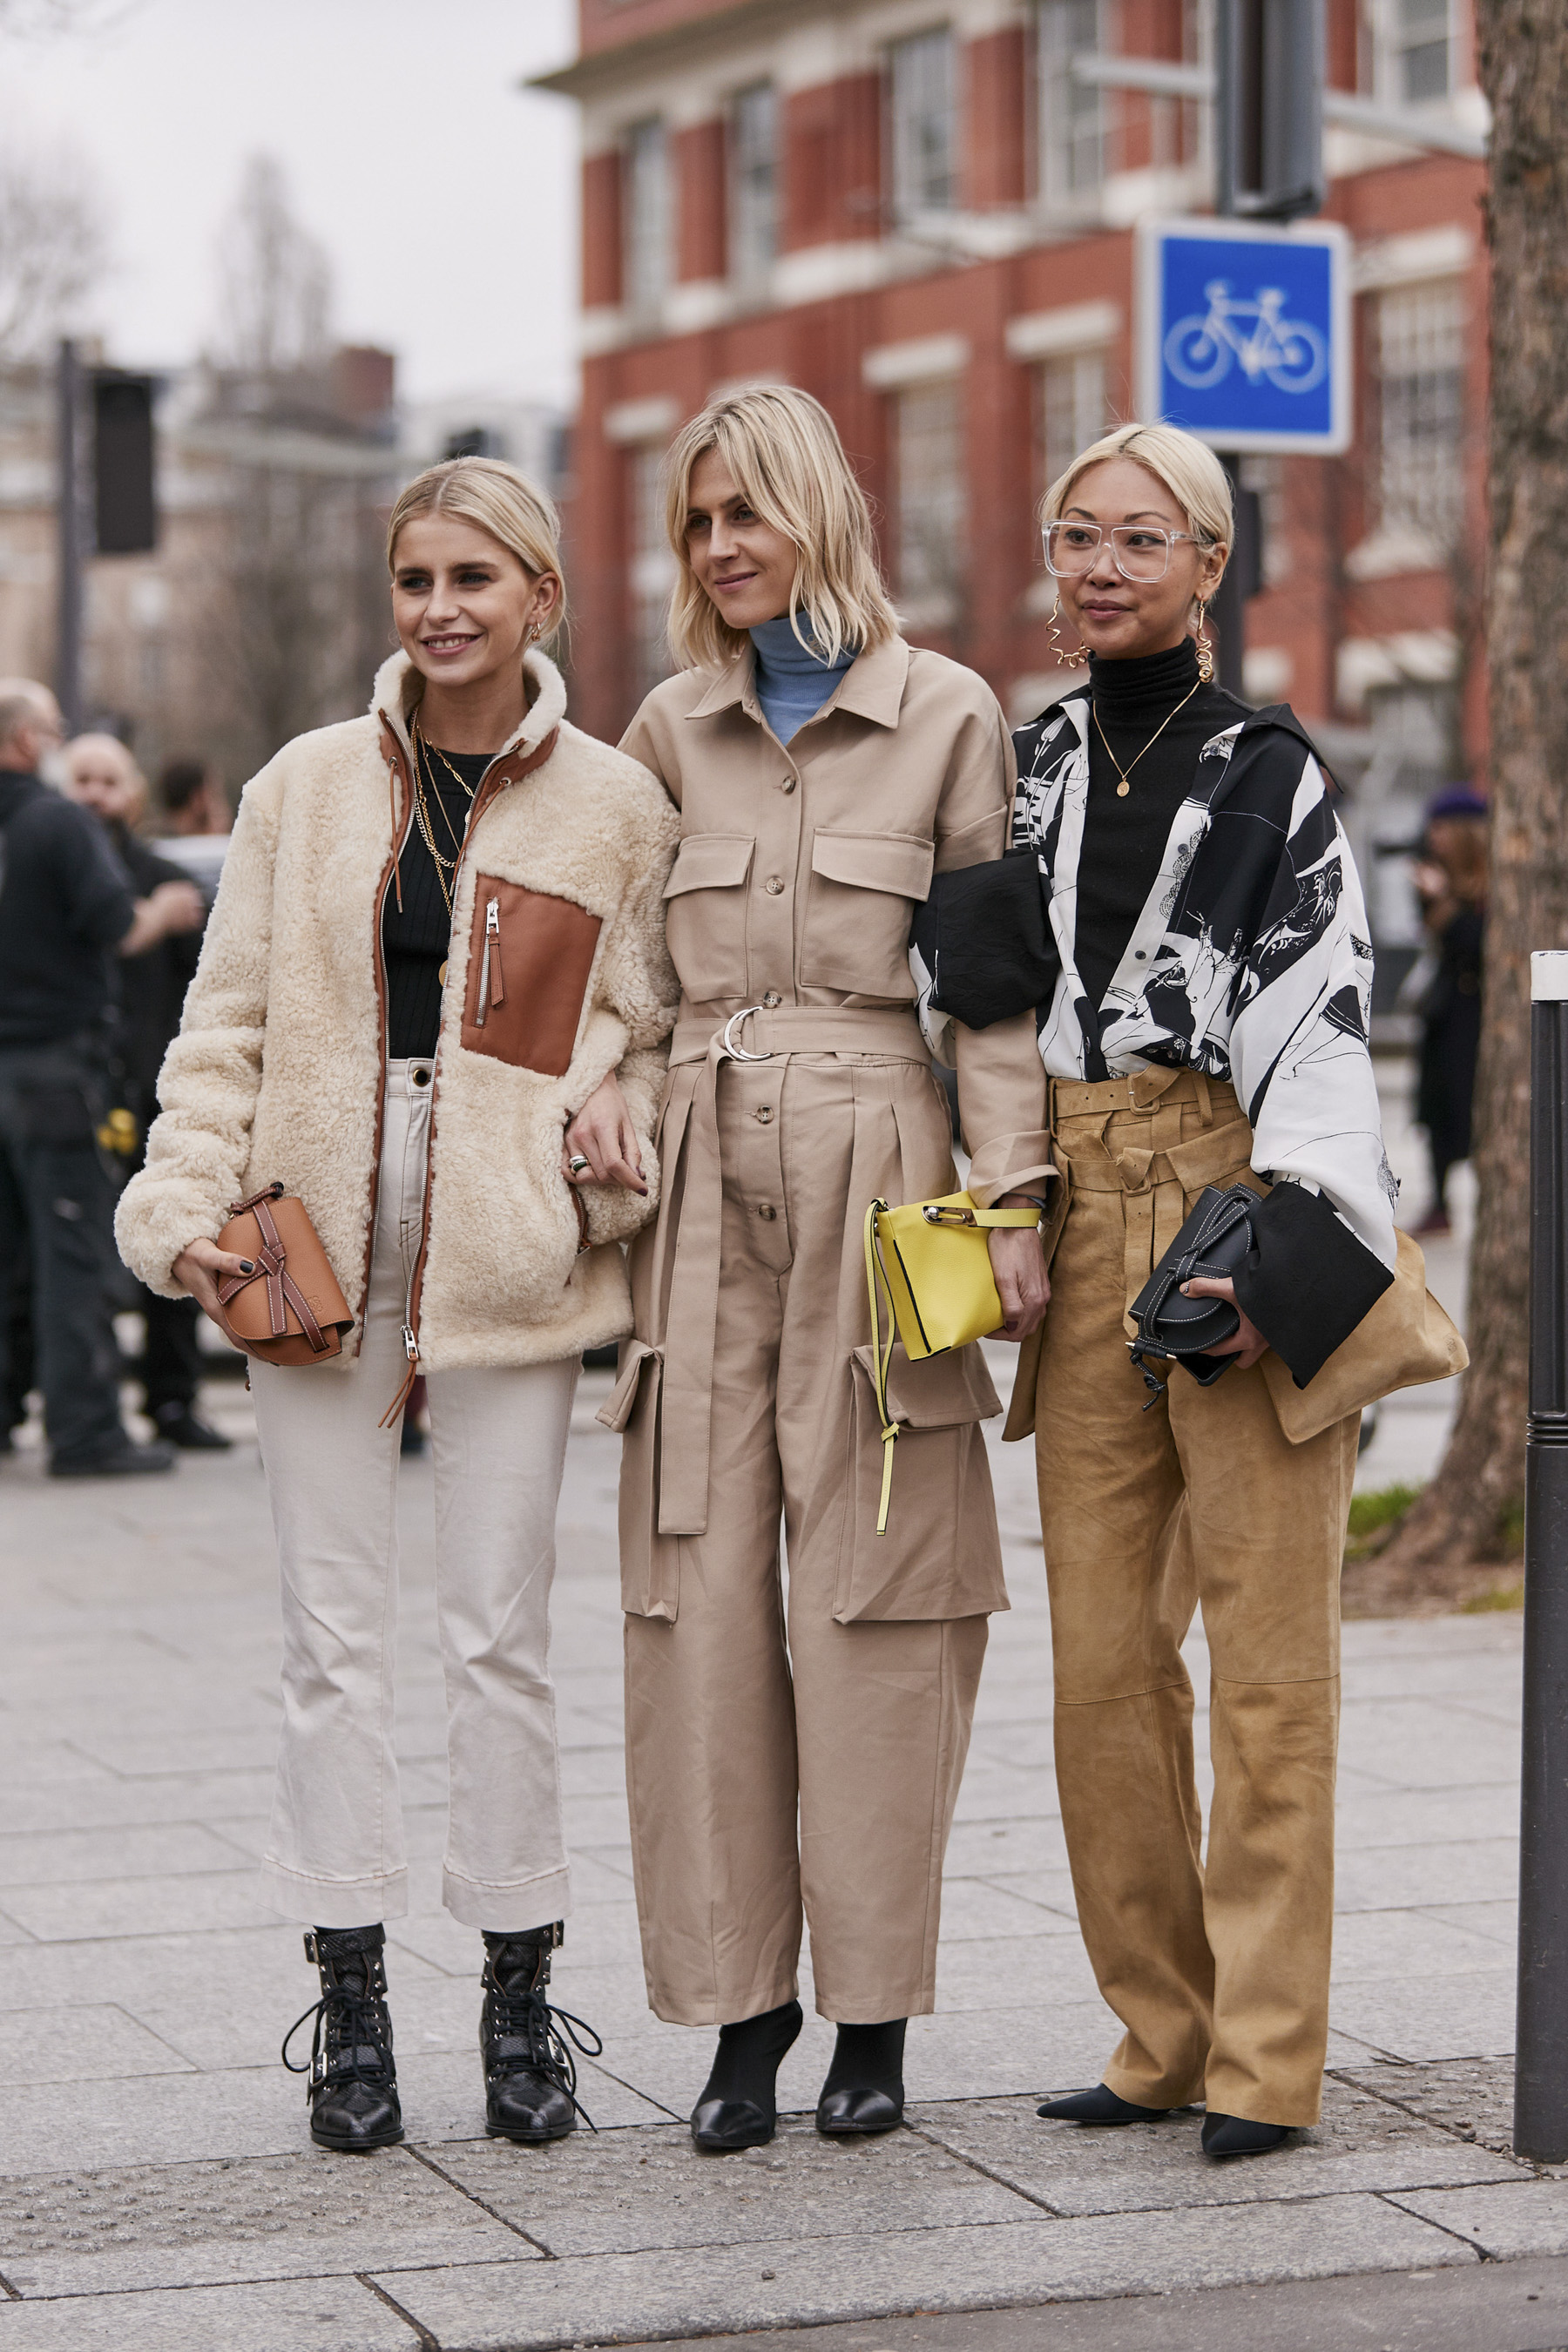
[461,876,602,1077]
[800,829,935,997]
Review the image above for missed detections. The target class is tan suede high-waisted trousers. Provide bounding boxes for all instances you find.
[1034,1067,1358,2128]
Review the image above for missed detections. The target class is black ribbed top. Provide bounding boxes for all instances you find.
[1075,638,1247,1075]
[382,747,491,1060]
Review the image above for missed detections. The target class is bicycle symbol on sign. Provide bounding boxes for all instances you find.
[1163,280,1328,395]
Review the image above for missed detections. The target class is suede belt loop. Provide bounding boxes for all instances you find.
[655,1002,926,1537]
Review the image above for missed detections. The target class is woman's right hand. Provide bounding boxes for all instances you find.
[988,1212,1051,1342]
[172,1236,255,1329]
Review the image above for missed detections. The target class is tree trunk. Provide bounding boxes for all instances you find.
[1375,0,1568,1588]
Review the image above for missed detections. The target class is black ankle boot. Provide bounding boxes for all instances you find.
[481,1924,602,2144]
[816,2019,906,2137]
[282,1925,402,2152]
[1201,2112,1291,2158]
[691,2000,803,2153]
[1037,2085,1173,2125]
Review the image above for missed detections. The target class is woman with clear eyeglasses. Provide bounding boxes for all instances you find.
[927,423,1400,2162]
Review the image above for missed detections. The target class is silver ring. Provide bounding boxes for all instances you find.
[567,1153,591,1175]
[721,1004,774,1063]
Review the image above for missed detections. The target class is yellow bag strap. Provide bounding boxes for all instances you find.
[862,1200,899,1537]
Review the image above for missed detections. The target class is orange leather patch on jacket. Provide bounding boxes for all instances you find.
[461,877,602,1077]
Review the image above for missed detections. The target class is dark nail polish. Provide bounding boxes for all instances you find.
[240,1259,255,1274]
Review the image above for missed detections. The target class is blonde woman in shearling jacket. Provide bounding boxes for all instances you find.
[116,459,679,2157]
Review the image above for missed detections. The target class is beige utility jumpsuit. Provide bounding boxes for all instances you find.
[604,635,1051,2030]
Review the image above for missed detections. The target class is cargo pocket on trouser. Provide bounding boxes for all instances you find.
[837,1342,1007,1622]
[598,1338,679,1620]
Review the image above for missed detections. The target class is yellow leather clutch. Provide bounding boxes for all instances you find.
[862,1191,1040,1533]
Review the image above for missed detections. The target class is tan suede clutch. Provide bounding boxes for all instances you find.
[214,1185,353,1366]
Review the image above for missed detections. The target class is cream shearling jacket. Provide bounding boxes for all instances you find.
[116,649,680,1369]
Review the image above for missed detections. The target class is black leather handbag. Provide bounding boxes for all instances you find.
[1127,1183,1257,1393]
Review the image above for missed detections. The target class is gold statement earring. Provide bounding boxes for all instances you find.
[1194,600,1216,686]
[1048,592,1083,670]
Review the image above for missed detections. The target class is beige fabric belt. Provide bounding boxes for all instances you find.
[1048,1068,1255,1318]
[656,1003,929,1536]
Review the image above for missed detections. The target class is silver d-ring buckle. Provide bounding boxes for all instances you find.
[720,1004,774,1062]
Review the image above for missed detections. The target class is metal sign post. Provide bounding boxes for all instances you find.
[55,338,84,734]
[1517,949,1568,2161]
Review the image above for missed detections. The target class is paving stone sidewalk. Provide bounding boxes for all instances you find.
[0,1066,1539,2350]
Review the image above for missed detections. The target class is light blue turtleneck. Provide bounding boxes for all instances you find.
[748,612,857,745]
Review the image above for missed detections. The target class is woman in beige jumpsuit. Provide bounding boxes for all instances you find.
[591,387,1051,2150]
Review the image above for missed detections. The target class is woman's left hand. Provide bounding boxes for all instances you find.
[564,1073,648,1195]
[1179,1275,1268,1369]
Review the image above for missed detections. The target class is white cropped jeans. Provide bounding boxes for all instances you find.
[252,1058,579,1931]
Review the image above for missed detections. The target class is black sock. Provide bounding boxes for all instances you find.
[821,2018,906,2101]
[697,2000,802,2112]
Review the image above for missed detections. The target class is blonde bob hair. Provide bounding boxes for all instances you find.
[386,456,566,647]
[662,384,899,672]
[1042,422,1233,591]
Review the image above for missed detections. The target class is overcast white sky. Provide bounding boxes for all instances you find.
[5,0,582,407]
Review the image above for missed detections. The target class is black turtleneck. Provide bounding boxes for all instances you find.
[1075,637,1247,1076]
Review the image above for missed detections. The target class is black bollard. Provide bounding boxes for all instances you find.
[1517,950,1568,2159]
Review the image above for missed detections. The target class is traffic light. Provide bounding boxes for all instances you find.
[1217,0,1325,221]
[91,369,157,556]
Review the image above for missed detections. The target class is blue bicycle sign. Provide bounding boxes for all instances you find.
[1138,219,1351,453]
[1164,282,1328,395]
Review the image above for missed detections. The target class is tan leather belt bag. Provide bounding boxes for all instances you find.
[215,1184,353,1365]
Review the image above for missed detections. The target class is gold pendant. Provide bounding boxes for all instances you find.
[1116,781,1131,797]
[438,960,449,986]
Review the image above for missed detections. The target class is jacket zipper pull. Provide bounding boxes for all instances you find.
[379,1324,420,1431]
[476,900,497,1027]
[486,897,505,1009]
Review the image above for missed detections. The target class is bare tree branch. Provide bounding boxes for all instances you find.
[0,134,109,359]
[214,155,332,379]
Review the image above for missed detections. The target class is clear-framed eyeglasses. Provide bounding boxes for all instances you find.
[1043,522,1209,583]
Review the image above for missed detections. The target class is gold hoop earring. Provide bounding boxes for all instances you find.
[1048,592,1084,670]
[1194,600,1216,686]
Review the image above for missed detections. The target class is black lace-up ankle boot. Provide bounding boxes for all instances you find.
[282,1924,403,2152]
[481,1924,603,2144]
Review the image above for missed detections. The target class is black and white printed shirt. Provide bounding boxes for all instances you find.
[1008,689,1397,1271]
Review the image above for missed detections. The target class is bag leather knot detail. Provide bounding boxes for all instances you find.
[1127,1181,1256,1396]
[214,1184,354,1366]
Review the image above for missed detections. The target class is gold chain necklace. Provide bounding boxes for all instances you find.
[1092,677,1203,799]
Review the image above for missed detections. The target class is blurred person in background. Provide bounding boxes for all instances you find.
[0,683,201,1475]
[64,734,226,1450]
[151,756,231,898]
[1412,787,1488,1238]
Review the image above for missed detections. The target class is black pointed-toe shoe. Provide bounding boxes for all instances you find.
[1201,2112,1291,2158]
[815,2019,906,2138]
[1036,2085,1174,2125]
[816,2084,902,2136]
[283,1924,403,2152]
[482,1925,601,2144]
[691,2000,803,2153]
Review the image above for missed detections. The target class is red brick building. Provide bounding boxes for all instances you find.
[539,0,1488,977]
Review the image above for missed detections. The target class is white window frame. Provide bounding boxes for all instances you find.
[889,25,959,220]
[1370,0,1456,106]
[729,81,778,294]
[1037,0,1106,216]
[628,439,674,692]
[623,118,671,321]
[1370,274,1466,554]
[1038,347,1108,497]
[891,375,964,624]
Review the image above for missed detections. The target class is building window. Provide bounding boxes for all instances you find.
[1372,279,1464,549]
[730,82,778,291]
[623,119,671,318]
[1378,0,1454,103]
[889,28,957,219]
[893,380,963,616]
[1239,454,1290,585]
[1039,350,1107,496]
[1038,0,1105,209]
[629,442,674,693]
